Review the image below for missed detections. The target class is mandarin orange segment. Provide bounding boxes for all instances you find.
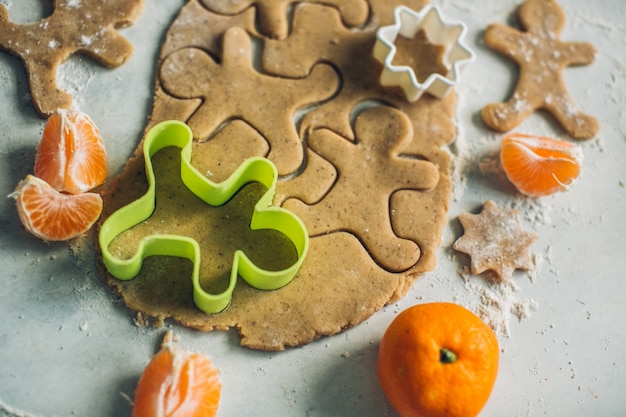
[10,175,103,241]
[133,343,221,417]
[377,302,499,417]
[34,110,107,194]
[500,133,583,197]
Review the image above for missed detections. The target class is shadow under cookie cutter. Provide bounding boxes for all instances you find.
[373,5,474,102]
[98,120,309,314]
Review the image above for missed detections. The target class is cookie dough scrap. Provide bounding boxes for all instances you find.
[0,0,143,116]
[453,200,538,282]
[481,0,598,140]
[99,0,457,350]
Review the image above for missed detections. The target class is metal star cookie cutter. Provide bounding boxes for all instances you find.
[373,5,474,102]
[98,120,309,314]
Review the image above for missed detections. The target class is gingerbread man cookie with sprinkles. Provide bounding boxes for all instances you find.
[481,0,599,140]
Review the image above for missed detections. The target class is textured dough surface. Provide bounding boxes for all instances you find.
[99,0,457,350]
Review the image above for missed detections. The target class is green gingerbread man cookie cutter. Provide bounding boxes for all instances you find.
[98,120,309,314]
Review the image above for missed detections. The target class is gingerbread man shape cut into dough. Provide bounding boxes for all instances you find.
[261,4,391,141]
[481,0,598,140]
[159,26,339,176]
[0,0,143,116]
[199,0,369,39]
[261,2,434,142]
[284,106,440,273]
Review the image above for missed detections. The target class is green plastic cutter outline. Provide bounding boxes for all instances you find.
[98,120,309,314]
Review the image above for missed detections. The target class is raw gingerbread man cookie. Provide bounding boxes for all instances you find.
[481,0,598,140]
[0,0,143,116]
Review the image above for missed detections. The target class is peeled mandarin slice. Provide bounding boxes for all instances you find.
[500,133,583,197]
[10,175,103,241]
[34,109,107,194]
[133,344,221,417]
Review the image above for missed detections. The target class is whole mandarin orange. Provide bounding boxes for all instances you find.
[377,302,499,417]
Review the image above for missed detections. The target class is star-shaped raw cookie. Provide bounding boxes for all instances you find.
[481,0,598,140]
[453,200,538,281]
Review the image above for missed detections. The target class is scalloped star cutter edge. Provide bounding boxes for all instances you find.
[373,4,474,102]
